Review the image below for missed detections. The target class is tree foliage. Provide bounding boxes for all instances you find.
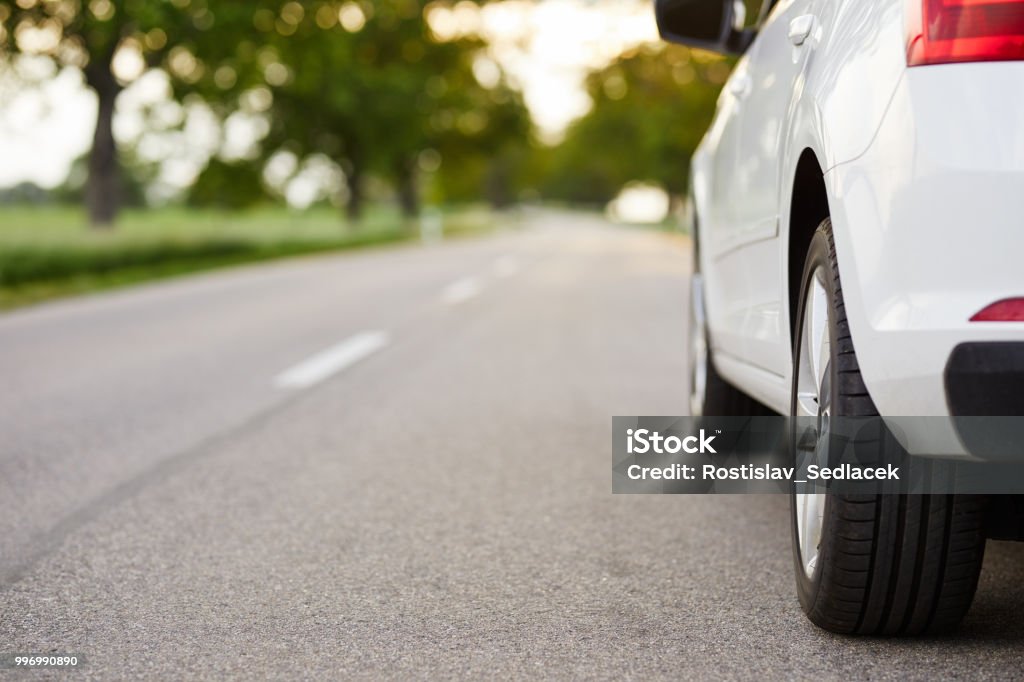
[538,43,729,205]
[179,0,532,219]
[1,0,533,224]
[0,0,206,225]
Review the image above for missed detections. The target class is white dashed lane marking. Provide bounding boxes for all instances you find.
[440,277,483,305]
[273,331,391,389]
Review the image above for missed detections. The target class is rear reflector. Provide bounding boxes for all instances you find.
[970,298,1024,321]
[907,0,1024,66]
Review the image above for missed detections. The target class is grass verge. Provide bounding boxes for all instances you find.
[0,204,494,309]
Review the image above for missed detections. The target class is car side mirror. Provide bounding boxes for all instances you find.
[655,0,755,55]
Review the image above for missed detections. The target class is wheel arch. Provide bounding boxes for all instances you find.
[787,149,831,353]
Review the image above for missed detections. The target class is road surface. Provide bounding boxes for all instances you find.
[2,210,1023,679]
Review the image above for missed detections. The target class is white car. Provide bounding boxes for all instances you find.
[657,0,1024,634]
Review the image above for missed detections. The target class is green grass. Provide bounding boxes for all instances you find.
[0,204,495,309]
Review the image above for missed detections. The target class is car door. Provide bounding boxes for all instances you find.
[703,55,750,258]
[719,0,819,374]
[701,52,763,364]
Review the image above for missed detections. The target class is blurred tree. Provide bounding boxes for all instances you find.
[428,71,533,209]
[182,0,531,221]
[55,151,152,207]
[0,181,49,204]
[268,0,529,220]
[0,0,201,226]
[539,43,729,207]
[1,1,530,224]
[186,158,268,209]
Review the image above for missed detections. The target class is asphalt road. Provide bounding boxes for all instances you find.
[2,210,1023,680]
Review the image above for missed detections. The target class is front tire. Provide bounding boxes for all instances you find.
[790,219,987,635]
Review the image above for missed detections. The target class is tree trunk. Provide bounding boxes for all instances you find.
[84,59,122,229]
[345,162,364,223]
[485,157,512,209]
[396,158,418,219]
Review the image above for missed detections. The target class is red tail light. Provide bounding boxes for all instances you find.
[907,0,1024,66]
[970,298,1024,321]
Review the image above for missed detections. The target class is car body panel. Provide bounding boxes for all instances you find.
[697,0,908,395]
[828,62,1024,421]
[691,0,1024,457]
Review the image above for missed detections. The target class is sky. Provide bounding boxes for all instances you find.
[0,0,659,192]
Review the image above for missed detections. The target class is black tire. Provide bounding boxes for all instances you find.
[790,219,987,635]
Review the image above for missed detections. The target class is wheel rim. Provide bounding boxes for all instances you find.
[689,273,707,417]
[794,266,830,579]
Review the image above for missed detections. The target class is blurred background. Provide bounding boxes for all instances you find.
[0,0,732,307]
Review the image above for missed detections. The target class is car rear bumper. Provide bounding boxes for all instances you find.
[826,63,1024,458]
[946,343,1024,417]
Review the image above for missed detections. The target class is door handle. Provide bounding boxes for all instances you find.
[788,14,815,46]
